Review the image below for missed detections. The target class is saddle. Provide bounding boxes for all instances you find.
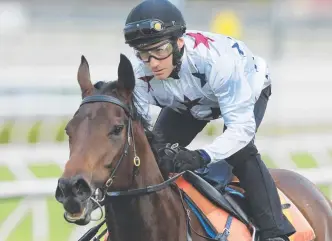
[174,160,316,241]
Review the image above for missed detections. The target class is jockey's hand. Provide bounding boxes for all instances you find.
[173,149,211,172]
[153,142,180,178]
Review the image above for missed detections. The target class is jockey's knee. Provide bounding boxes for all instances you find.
[225,140,258,168]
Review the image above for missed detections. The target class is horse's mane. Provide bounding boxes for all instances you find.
[93,80,163,163]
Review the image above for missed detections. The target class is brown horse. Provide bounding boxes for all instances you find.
[54,54,332,241]
[269,169,332,240]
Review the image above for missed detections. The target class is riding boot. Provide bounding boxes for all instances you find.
[225,141,296,240]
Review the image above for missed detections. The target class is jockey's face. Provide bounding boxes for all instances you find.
[137,38,184,80]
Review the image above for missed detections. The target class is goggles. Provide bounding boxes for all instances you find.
[134,41,174,63]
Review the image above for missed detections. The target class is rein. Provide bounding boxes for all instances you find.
[77,94,217,241]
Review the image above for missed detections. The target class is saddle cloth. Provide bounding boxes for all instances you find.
[175,172,316,241]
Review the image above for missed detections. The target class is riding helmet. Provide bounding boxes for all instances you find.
[123,0,186,48]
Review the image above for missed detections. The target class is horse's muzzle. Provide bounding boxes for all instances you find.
[55,175,93,224]
[55,175,92,202]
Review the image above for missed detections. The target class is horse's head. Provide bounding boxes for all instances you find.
[55,54,141,225]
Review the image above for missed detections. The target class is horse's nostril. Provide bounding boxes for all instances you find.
[55,178,68,203]
[55,176,92,202]
[72,177,92,201]
[55,186,65,203]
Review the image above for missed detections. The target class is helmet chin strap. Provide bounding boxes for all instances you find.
[168,39,184,79]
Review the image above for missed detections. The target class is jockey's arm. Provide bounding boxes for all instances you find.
[201,52,256,163]
[130,56,159,129]
[133,81,153,126]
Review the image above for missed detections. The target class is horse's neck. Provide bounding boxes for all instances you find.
[105,124,187,241]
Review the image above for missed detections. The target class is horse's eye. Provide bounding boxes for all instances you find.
[109,125,124,136]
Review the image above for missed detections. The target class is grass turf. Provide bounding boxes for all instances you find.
[1,119,332,144]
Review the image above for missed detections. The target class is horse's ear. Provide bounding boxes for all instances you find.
[77,55,94,98]
[117,54,135,97]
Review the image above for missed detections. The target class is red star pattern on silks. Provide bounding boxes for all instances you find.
[138,75,154,92]
[186,32,214,49]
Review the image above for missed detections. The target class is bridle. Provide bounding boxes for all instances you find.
[80,95,141,195]
[76,94,185,241]
[77,94,220,241]
[79,95,183,199]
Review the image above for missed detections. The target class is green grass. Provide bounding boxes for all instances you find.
[1,119,332,144]
[0,121,14,144]
[317,184,331,199]
[205,123,218,136]
[0,166,15,181]
[27,121,42,143]
[0,154,331,241]
[47,197,76,241]
[0,198,22,225]
[55,120,68,142]
[0,119,330,240]
[203,121,332,137]
[28,163,63,178]
[261,154,278,168]
[291,152,318,169]
[6,210,33,241]
[0,164,106,241]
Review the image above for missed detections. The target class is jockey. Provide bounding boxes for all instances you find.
[123,0,295,240]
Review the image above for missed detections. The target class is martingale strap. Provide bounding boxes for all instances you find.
[215,216,233,241]
[183,194,233,240]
